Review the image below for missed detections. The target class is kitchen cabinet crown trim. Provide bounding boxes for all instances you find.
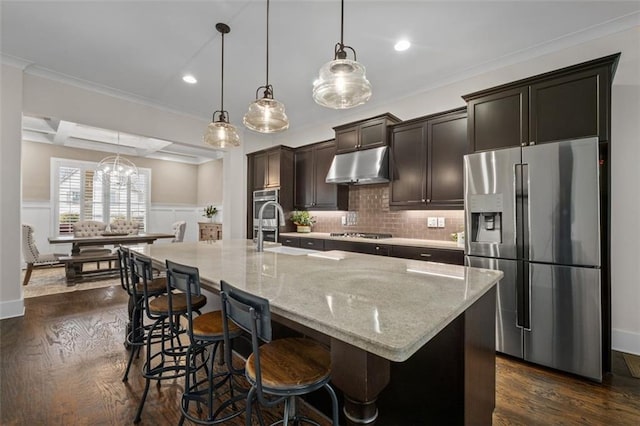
[388,106,467,128]
[332,112,402,131]
[462,52,620,101]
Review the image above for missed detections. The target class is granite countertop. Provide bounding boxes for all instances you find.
[280,232,464,251]
[141,240,501,362]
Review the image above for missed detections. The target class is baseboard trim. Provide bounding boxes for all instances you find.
[612,328,640,356]
[0,297,25,320]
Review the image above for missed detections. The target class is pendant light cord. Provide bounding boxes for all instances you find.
[266,0,270,86]
[340,0,344,47]
[220,31,225,113]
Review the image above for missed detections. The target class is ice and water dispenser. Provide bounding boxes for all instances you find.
[468,194,503,244]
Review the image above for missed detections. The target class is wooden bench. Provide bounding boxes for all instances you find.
[58,252,119,285]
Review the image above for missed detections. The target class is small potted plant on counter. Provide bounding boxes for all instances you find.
[290,210,315,233]
[203,205,218,222]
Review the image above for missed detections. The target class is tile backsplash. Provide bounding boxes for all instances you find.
[308,184,464,241]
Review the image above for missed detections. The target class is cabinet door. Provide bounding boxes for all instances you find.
[314,140,347,209]
[389,123,427,207]
[427,112,467,209]
[335,127,359,153]
[359,118,386,149]
[391,245,464,265]
[299,238,325,250]
[468,87,528,152]
[266,150,281,188]
[530,67,608,144]
[281,236,301,247]
[252,153,267,190]
[294,147,314,209]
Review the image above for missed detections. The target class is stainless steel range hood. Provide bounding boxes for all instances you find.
[325,146,389,185]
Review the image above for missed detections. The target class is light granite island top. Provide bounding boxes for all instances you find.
[140,240,502,425]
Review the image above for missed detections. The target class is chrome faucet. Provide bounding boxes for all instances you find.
[256,200,285,252]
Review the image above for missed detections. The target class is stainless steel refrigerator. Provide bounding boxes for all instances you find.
[464,137,602,381]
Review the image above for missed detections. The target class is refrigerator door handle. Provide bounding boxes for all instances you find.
[514,164,523,252]
[522,164,530,261]
[516,260,531,330]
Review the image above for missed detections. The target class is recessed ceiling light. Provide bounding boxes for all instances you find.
[394,40,411,52]
[182,74,197,84]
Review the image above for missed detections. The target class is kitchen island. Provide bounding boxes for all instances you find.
[139,240,502,425]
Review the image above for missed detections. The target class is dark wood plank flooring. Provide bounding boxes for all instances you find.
[1,285,639,425]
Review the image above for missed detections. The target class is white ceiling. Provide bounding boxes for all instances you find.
[2,1,640,157]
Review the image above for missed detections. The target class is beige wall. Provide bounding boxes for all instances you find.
[197,159,223,206]
[22,141,199,205]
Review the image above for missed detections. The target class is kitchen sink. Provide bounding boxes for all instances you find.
[263,246,319,256]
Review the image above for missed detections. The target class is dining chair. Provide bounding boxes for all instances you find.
[109,219,140,235]
[21,224,64,286]
[171,221,187,242]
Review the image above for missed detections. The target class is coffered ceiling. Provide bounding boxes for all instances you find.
[2,1,639,159]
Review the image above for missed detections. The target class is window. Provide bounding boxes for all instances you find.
[52,158,150,234]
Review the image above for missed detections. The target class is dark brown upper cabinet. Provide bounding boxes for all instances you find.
[333,113,401,154]
[389,107,467,209]
[248,146,294,191]
[294,140,348,210]
[463,53,619,153]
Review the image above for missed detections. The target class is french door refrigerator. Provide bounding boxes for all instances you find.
[464,137,602,381]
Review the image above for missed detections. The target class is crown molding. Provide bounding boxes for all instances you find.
[21,64,210,123]
[0,53,32,70]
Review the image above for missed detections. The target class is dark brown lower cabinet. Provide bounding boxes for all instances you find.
[324,239,390,256]
[390,245,464,265]
[299,238,325,250]
[281,236,300,247]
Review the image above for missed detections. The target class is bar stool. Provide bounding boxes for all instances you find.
[116,246,166,381]
[130,252,207,424]
[220,280,340,426]
[165,260,247,425]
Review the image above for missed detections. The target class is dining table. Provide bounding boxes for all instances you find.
[48,232,174,283]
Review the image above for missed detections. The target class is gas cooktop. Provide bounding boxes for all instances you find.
[329,232,393,239]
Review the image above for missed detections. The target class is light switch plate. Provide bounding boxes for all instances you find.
[427,217,438,228]
[437,217,445,228]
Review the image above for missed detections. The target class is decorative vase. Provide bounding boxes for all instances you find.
[296,225,311,233]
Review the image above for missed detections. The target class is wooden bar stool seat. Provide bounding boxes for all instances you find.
[148,293,207,316]
[134,277,166,295]
[246,338,331,391]
[192,311,240,338]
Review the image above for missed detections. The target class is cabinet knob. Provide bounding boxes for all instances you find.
[521,142,527,147]
[421,199,426,202]
[529,141,536,145]
[307,242,313,245]
[420,253,432,258]
[426,199,430,203]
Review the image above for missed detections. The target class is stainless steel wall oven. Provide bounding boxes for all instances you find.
[253,189,279,242]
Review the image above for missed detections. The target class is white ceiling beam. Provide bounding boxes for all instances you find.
[53,120,77,145]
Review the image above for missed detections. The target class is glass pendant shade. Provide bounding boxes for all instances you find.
[203,120,240,148]
[313,58,372,109]
[243,97,289,133]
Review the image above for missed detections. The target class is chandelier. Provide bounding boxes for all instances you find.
[96,133,137,186]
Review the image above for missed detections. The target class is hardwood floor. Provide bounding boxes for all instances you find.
[1,285,639,425]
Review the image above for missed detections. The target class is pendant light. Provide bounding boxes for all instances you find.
[243,0,289,133]
[203,23,240,148]
[312,0,372,109]
[96,132,138,187]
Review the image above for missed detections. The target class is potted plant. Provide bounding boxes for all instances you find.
[203,205,218,222]
[290,210,315,233]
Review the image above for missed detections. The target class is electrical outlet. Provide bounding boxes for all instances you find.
[437,217,445,228]
[427,217,438,228]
